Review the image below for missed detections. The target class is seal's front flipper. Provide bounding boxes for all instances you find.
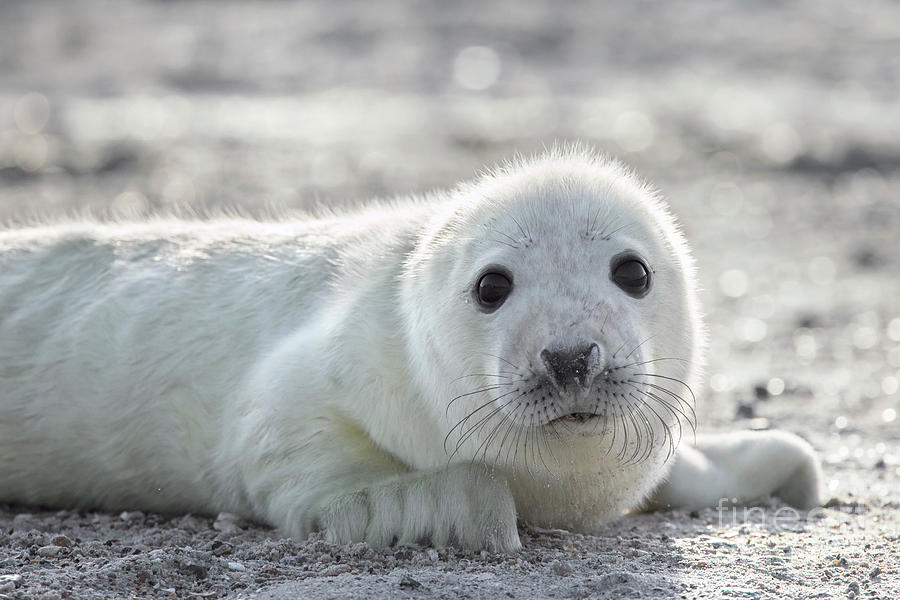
[241,410,521,552]
[647,430,823,511]
[319,464,521,552]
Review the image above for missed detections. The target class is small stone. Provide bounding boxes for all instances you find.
[399,574,422,589]
[227,561,246,572]
[753,385,770,400]
[181,562,208,579]
[347,542,370,558]
[869,567,881,579]
[210,540,233,557]
[214,512,244,534]
[51,535,73,548]
[119,511,144,522]
[12,514,45,533]
[321,564,352,577]
[736,403,755,419]
[36,545,63,557]
[748,417,771,431]
[852,247,879,268]
[0,575,21,589]
[550,559,574,576]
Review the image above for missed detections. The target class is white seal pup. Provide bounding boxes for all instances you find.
[0,148,822,551]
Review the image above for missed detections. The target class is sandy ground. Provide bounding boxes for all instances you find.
[1,0,899,598]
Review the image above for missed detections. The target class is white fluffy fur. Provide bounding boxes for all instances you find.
[0,148,821,551]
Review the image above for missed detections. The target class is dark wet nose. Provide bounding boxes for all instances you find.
[540,343,602,389]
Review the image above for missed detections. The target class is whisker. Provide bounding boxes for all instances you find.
[475,352,538,377]
[632,372,697,405]
[625,335,655,360]
[443,387,519,454]
[454,392,522,449]
[445,384,510,416]
[623,399,645,464]
[633,392,677,462]
[496,404,524,468]
[449,373,516,383]
[634,379,698,433]
[632,401,656,463]
[452,389,526,455]
[628,381,694,427]
[641,388,685,449]
[615,356,690,371]
[472,413,509,469]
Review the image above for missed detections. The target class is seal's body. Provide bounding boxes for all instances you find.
[0,150,821,550]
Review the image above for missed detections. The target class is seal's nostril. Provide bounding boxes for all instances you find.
[541,343,602,388]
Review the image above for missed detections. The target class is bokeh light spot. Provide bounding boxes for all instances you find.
[13,134,48,172]
[14,92,50,134]
[612,111,655,153]
[709,182,743,216]
[453,46,501,91]
[808,256,836,285]
[887,318,900,342]
[719,269,748,298]
[734,317,767,343]
[852,326,878,350]
[112,190,149,217]
[709,373,734,392]
[760,122,801,164]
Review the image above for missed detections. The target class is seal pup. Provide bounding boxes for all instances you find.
[0,148,822,551]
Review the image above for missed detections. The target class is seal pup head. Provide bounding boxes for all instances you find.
[402,147,704,478]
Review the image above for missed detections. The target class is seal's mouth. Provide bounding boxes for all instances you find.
[548,412,603,425]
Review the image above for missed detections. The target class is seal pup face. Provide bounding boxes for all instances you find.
[403,149,703,475]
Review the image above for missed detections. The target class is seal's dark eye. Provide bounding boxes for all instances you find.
[611,257,651,297]
[476,272,512,310]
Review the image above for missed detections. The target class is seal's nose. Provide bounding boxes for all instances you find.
[540,343,603,389]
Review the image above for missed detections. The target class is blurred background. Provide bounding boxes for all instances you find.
[1,0,898,491]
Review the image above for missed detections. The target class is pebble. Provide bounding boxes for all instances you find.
[736,403,755,419]
[119,510,144,522]
[36,545,63,557]
[214,512,244,534]
[399,574,422,589]
[0,575,21,589]
[550,559,574,576]
[209,540,233,557]
[227,561,246,572]
[321,564,352,577]
[51,535,73,548]
[12,514,45,532]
